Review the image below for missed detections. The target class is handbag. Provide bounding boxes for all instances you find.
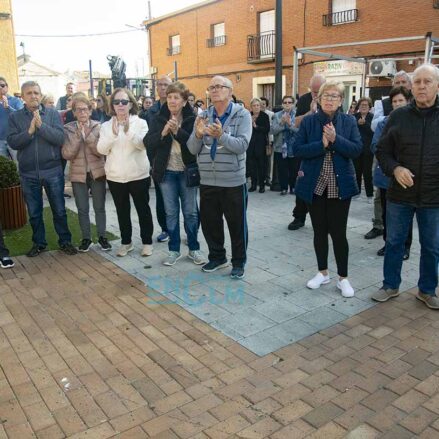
[184,162,200,187]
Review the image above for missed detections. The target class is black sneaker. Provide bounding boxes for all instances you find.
[0,257,15,269]
[230,266,245,279]
[60,243,78,255]
[26,244,47,257]
[78,239,93,252]
[288,219,305,231]
[98,236,112,251]
[364,227,383,239]
[259,187,265,193]
[202,259,228,272]
[377,246,385,256]
[248,186,257,192]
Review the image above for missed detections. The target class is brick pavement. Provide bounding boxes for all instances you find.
[1,250,439,438]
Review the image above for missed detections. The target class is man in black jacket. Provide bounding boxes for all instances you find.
[373,64,439,309]
[288,74,325,230]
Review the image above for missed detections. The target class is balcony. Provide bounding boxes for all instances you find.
[247,31,275,63]
[434,0,439,8]
[207,35,227,47]
[323,9,359,26]
[167,46,181,56]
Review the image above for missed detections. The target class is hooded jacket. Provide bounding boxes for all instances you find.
[187,102,252,187]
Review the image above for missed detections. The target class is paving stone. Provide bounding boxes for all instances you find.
[302,402,344,428]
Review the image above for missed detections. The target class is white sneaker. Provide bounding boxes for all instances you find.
[307,272,330,289]
[141,244,153,257]
[163,251,181,266]
[117,243,134,257]
[337,278,355,298]
[188,250,205,265]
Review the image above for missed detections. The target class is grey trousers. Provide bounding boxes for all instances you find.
[373,187,384,230]
[72,173,107,240]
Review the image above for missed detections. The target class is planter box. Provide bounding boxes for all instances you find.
[0,185,27,230]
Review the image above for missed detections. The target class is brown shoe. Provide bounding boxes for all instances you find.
[371,288,399,302]
[416,292,439,310]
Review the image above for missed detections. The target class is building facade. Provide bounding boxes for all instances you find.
[0,0,19,93]
[144,0,439,108]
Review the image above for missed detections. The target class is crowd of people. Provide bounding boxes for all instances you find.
[0,63,438,310]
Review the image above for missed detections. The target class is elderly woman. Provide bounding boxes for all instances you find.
[97,88,153,257]
[354,97,374,198]
[293,81,362,297]
[247,98,270,193]
[62,95,110,252]
[145,81,203,266]
[96,93,111,123]
[41,94,55,109]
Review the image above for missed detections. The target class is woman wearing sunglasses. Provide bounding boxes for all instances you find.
[97,88,153,257]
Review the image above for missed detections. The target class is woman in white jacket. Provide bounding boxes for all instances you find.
[97,88,153,257]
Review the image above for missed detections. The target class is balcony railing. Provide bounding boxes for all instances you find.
[167,46,181,56]
[247,31,275,63]
[207,35,227,47]
[434,0,439,9]
[323,9,359,26]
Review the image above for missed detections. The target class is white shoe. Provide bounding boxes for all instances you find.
[163,251,181,266]
[188,250,205,265]
[141,244,153,257]
[307,272,330,289]
[117,243,134,257]
[337,278,355,298]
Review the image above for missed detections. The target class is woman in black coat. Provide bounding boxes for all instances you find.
[354,97,374,198]
[144,81,204,267]
[247,98,270,193]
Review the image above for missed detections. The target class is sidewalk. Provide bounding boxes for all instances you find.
[1,250,439,438]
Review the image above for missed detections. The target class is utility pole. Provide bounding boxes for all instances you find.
[89,60,94,98]
[274,0,283,106]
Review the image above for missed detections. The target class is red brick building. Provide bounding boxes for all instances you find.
[144,0,439,108]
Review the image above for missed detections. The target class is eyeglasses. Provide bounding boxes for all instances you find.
[283,101,293,104]
[0,84,7,88]
[207,84,230,92]
[112,99,130,106]
[74,107,89,113]
[321,93,341,101]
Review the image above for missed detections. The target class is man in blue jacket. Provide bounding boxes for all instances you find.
[8,81,77,257]
[0,76,23,159]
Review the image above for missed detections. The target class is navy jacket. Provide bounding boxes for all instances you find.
[7,105,65,177]
[293,109,362,204]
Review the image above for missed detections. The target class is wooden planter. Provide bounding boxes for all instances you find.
[0,185,27,230]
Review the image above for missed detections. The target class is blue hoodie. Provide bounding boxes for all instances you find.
[0,95,23,141]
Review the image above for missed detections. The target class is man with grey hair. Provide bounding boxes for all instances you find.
[365,70,413,241]
[8,81,77,257]
[188,75,252,279]
[373,63,439,309]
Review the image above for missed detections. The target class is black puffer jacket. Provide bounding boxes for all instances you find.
[376,98,439,207]
[144,102,196,182]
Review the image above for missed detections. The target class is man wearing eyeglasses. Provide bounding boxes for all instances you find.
[0,76,23,159]
[188,76,252,279]
[145,75,172,243]
[8,81,77,257]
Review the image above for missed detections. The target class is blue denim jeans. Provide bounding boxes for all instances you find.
[160,170,200,253]
[21,171,72,247]
[384,201,439,295]
[0,140,16,160]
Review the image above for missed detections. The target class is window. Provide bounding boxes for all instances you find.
[212,22,226,46]
[259,10,275,59]
[332,0,357,24]
[168,34,180,55]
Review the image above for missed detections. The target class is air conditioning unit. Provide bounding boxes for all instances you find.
[368,60,397,77]
[149,66,158,74]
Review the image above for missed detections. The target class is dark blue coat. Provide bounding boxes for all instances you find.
[293,109,362,204]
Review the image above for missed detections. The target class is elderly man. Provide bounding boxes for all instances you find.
[0,76,23,159]
[7,81,77,257]
[365,71,413,240]
[288,74,326,231]
[56,82,75,111]
[373,64,439,309]
[188,75,252,279]
[144,75,172,243]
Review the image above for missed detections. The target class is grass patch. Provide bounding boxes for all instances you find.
[4,207,118,257]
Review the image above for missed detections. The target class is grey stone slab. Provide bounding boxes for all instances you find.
[268,318,317,345]
[240,331,289,357]
[251,298,306,323]
[328,297,375,316]
[297,306,347,330]
[285,288,334,311]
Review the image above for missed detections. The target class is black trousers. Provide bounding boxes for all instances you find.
[108,178,153,245]
[276,153,300,191]
[308,194,351,277]
[200,184,248,268]
[379,188,412,249]
[153,179,168,233]
[354,151,374,197]
[0,222,10,258]
[249,153,266,189]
